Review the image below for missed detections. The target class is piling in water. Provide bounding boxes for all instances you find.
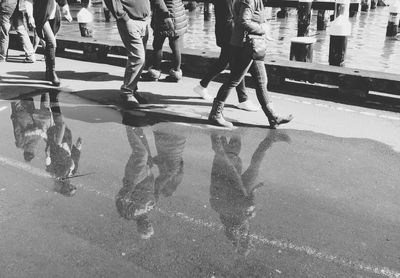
[297,0,313,36]
[329,0,351,66]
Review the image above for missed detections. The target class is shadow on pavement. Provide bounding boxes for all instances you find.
[7,70,123,82]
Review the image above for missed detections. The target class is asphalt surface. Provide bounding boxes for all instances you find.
[1,50,400,278]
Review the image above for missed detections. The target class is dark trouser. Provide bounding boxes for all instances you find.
[201,44,248,103]
[152,34,182,71]
[42,20,57,72]
[215,46,271,108]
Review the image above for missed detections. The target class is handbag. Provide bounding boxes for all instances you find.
[244,33,267,60]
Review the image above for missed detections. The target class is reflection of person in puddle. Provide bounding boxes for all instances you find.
[10,93,52,162]
[116,126,156,240]
[210,131,290,256]
[153,130,186,200]
[45,93,82,197]
[116,124,186,239]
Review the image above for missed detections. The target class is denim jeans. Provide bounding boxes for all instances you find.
[215,46,271,108]
[116,18,149,97]
[201,44,248,103]
[0,0,34,59]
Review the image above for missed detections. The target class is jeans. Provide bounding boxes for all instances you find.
[201,44,248,103]
[0,0,34,59]
[215,46,271,108]
[117,18,149,97]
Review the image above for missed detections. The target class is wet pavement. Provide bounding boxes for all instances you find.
[1,51,400,277]
[60,2,400,74]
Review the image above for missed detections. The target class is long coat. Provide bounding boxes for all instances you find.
[213,0,234,48]
[151,0,188,37]
[33,0,67,39]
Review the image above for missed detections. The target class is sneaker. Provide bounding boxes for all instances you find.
[166,69,182,82]
[141,68,161,81]
[24,55,36,63]
[236,99,259,112]
[193,84,212,100]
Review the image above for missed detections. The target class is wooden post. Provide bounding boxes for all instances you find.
[277,8,288,18]
[361,0,369,11]
[329,0,351,66]
[349,0,360,17]
[290,37,316,62]
[370,0,377,9]
[317,10,329,30]
[204,0,211,21]
[386,0,400,37]
[297,0,313,36]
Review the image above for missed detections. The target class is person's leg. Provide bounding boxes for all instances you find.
[11,11,35,62]
[116,19,148,104]
[168,35,182,72]
[152,34,165,71]
[209,46,253,128]
[142,33,164,81]
[0,0,17,61]
[248,60,293,128]
[42,21,59,86]
[166,36,183,82]
[199,44,229,88]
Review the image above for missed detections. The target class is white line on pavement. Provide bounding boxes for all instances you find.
[0,106,7,112]
[0,155,399,278]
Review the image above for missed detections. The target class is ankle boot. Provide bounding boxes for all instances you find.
[45,46,60,86]
[262,103,293,129]
[208,99,233,128]
[46,70,60,87]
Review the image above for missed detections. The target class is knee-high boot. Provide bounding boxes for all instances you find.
[262,103,293,129]
[45,46,60,87]
[208,99,233,128]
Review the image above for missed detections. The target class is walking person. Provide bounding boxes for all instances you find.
[0,0,36,63]
[103,0,173,107]
[193,0,258,112]
[208,0,293,128]
[33,0,73,86]
[142,0,188,82]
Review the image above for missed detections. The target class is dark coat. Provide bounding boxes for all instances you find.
[213,0,234,47]
[151,0,188,37]
[33,0,67,39]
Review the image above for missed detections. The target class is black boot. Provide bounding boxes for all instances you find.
[262,103,293,129]
[45,45,60,87]
[208,99,233,128]
[45,70,60,87]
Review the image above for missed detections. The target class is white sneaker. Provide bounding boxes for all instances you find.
[193,84,212,100]
[236,99,259,112]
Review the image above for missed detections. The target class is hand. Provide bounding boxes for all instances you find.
[162,17,174,31]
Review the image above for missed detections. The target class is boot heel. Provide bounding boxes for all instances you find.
[208,99,233,128]
[46,71,61,87]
